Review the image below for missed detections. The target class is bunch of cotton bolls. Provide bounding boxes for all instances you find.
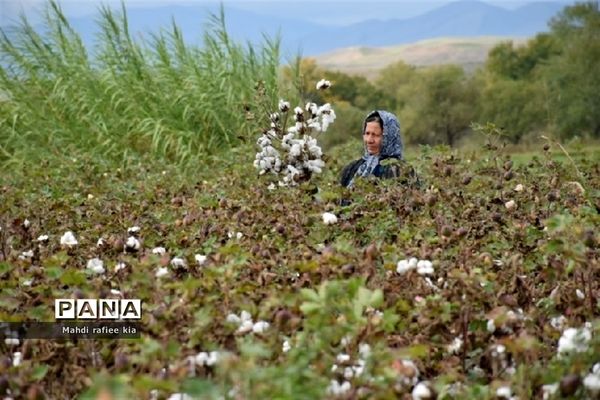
[253,80,335,187]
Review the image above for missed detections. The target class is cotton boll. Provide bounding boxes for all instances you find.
[416,260,434,275]
[60,231,78,246]
[12,351,22,367]
[412,382,433,400]
[252,321,270,334]
[550,315,567,331]
[336,353,351,363]
[282,340,291,353]
[195,254,207,265]
[558,326,591,355]
[542,383,559,400]
[226,314,241,325]
[396,260,412,275]
[237,320,254,334]
[152,247,167,255]
[36,234,49,242]
[316,79,331,90]
[86,258,105,274]
[127,226,141,235]
[496,386,512,399]
[155,267,169,278]
[447,337,463,354]
[322,212,338,225]
[278,99,290,112]
[170,257,187,269]
[125,236,141,252]
[4,338,19,346]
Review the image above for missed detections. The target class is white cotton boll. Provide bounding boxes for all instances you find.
[305,102,318,115]
[584,372,600,394]
[359,343,371,359]
[294,106,303,116]
[287,125,298,134]
[12,351,22,367]
[155,267,169,278]
[167,394,193,400]
[487,319,496,333]
[86,258,105,274]
[307,119,322,132]
[576,289,585,299]
[327,380,351,396]
[412,382,432,400]
[110,289,121,296]
[290,143,302,158]
[331,364,338,372]
[60,231,78,246]
[352,363,365,377]
[278,99,290,112]
[397,260,412,275]
[505,200,517,211]
[23,219,30,228]
[269,112,279,122]
[322,212,338,225]
[447,337,463,354]
[36,234,49,242]
[18,250,34,260]
[252,321,270,334]
[417,260,434,275]
[96,237,105,247]
[127,226,141,235]
[226,313,241,325]
[514,184,524,192]
[558,326,591,355]
[408,257,418,269]
[171,257,187,268]
[5,338,19,346]
[195,254,207,265]
[282,340,291,353]
[22,279,33,286]
[267,183,276,191]
[316,79,331,90]
[542,383,559,400]
[336,353,351,363]
[152,247,166,255]
[321,109,336,131]
[496,386,512,399]
[115,262,126,272]
[343,366,354,379]
[237,320,254,334]
[125,236,140,251]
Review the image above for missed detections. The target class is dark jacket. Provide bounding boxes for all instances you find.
[340,157,421,188]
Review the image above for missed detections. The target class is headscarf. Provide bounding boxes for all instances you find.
[349,110,403,186]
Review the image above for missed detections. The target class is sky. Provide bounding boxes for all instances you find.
[0,0,580,27]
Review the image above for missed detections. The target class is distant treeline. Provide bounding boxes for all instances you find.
[299,2,600,149]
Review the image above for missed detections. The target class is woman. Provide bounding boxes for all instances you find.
[340,110,420,188]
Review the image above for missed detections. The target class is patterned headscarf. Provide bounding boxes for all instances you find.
[349,110,403,186]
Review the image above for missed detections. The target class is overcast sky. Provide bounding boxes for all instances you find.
[0,0,580,26]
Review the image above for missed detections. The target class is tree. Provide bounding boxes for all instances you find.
[399,65,478,146]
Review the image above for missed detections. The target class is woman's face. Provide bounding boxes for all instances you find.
[364,121,383,155]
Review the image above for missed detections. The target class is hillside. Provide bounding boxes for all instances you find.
[313,36,528,79]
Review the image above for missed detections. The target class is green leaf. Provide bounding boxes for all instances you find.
[60,269,87,286]
[31,364,49,381]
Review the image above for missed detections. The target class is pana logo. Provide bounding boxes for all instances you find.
[55,299,142,320]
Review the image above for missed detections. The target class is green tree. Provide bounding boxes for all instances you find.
[399,65,478,146]
[543,1,600,138]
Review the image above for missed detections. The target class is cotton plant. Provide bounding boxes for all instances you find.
[253,79,336,187]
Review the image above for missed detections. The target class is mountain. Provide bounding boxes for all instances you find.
[1,1,566,57]
[296,1,564,54]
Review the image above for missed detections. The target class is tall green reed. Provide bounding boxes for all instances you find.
[0,1,282,171]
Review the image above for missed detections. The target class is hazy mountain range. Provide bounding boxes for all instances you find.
[1,1,567,56]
